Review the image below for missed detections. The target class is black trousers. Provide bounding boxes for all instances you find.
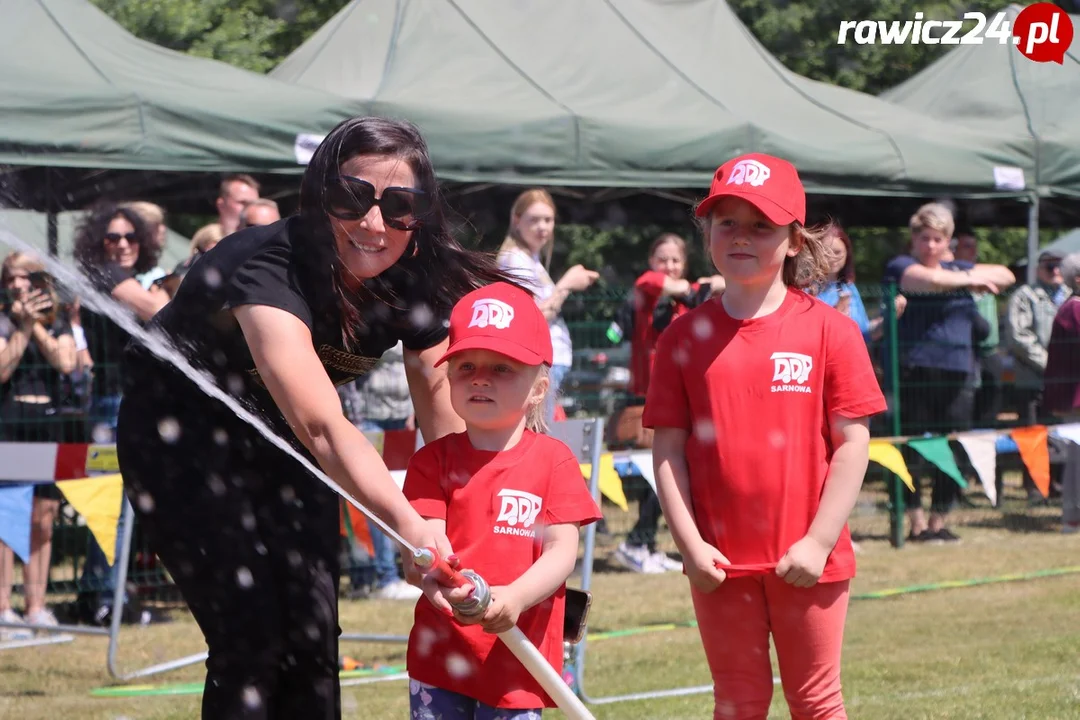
[116,379,342,720]
[896,367,974,515]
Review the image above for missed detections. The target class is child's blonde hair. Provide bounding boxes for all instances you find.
[525,364,552,435]
[785,222,841,290]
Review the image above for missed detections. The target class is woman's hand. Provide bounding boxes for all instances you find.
[835,291,852,316]
[558,265,600,293]
[12,290,52,327]
[683,539,730,593]
[894,294,907,319]
[775,535,832,588]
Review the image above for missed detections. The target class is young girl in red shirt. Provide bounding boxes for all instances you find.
[403,282,601,719]
[643,153,886,720]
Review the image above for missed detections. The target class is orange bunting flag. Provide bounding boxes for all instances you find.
[1010,425,1051,498]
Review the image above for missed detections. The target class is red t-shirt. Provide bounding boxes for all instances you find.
[630,270,697,397]
[403,431,602,709]
[642,289,886,582]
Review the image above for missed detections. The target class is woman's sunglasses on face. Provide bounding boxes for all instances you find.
[326,176,429,231]
[104,232,139,244]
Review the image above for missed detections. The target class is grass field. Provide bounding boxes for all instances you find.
[1,523,1077,719]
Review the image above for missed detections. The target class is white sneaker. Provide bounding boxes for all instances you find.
[650,551,683,572]
[26,608,59,635]
[611,543,665,574]
[0,609,33,641]
[371,580,423,601]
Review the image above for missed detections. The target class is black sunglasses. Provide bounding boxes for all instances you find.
[104,232,139,243]
[1040,260,1061,270]
[326,176,429,231]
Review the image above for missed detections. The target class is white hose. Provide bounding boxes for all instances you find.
[497,627,595,720]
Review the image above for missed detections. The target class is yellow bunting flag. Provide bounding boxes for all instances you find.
[581,453,629,512]
[1011,425,1051,499]
[56,474,124,565]
[868,440,915,492]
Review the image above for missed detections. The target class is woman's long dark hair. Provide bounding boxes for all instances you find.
[73,201,158,275]
[300,116,521,348]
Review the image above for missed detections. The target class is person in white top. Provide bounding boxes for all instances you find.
[496,189,599,423]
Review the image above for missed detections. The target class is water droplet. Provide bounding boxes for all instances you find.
[304,623,320,641]
[241,512,256,531]
[242,686,261,709]
[208,474,227,496]
[236,566,254,589]
[204,267,223,289]
[157,417,181,444]
[213,428,229,446]
[692,315,714,340]
[227,374,245,395]
[280,485,296,503]
[694,419,716,443]
[287,550,303,567]
[672,346,690,367]
[136,492,155,513]
[445,653,472,679]
[409,303,434,330]
[768,430,787,449]
[92,423,113,444]
[254,542,268,556]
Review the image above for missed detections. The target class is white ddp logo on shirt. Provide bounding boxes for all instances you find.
[469,299,515,330]
[770,352,813,393]
[727,159,772,187]
[494,489,543,537]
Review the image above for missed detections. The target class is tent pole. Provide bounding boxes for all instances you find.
[1026,193,1039,285]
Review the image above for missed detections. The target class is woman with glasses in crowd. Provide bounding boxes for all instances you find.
[115,117,518,720]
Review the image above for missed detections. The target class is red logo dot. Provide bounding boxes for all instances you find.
[1013,3,1074,64]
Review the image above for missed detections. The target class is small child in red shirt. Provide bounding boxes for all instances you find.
[403,282,602,719]
[643,153,886,720]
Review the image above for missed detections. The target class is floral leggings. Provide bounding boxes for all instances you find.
[409,680,542,720]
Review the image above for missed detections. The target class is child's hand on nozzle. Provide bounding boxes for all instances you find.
[420,554,474,615]
[684,539,730,593]
[465,585,524,634]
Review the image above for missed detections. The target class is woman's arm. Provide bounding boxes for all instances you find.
[897,263,1000,295]
[776,414,870,587]
[0,324,31,384]
[112,277,169,322]
[404,339,465,443]
[234,304,431,547]
[973,263,1016,289]
[31,325,76,375]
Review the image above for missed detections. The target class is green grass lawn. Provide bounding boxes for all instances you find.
[1,527,1078,719]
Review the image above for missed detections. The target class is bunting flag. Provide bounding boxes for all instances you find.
[56,474,124,566]
[908,437,967,489]
[956,432,999,506]
[868,440,915,492]
[627,450,656,495]
[0,484,34,563]
[340,503,374,555]
[1052,423,1080,447]
[1011,426,1051,498]
[582,454,629,512]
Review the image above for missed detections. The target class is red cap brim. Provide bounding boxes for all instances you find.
[435,336,549,367]
[695,190,802,225]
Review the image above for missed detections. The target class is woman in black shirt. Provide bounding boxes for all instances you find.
[115,117,514,720]
[0,251,76,630]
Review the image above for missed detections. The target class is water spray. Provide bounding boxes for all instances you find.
[0,230,595,719]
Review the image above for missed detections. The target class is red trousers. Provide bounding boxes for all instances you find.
[691,575,850,720]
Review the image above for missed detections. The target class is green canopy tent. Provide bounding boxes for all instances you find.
[0,0,365,247]
[272,0,1032,200]
[881,4,1080,278]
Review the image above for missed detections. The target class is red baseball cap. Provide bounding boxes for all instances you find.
[435,282,554,367]
[694,153,806,225]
